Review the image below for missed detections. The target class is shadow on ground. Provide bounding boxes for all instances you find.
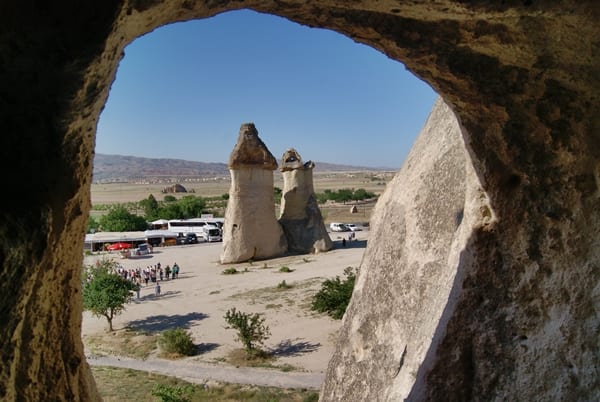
[128,312,208,332]
[331,239,367,250]
[135,290,182,302]
[270,338,321,357]
[197,342,219,354]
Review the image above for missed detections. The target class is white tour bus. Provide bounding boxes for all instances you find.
[166,218,223,242]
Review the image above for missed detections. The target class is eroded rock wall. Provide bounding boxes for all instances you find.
[321,97,494,400]
[220,123,287,263]
[279,149,333,253]
[0,1,598,400]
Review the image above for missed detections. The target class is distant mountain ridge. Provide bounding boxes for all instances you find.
[93,153,391,182]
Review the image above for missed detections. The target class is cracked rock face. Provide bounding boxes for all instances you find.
[0,1,598,400]
[220,123,287,263]
[322,98,496,400]
[279,149,333,254]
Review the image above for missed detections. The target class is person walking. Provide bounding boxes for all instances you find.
[155,281,161,296]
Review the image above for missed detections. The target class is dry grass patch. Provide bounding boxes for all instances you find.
[226,349,300,373]
[227,278,322,306]
[92,366,318,401]
[83,328,158,359]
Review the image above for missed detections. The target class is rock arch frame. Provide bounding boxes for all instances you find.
[0,1,598,400]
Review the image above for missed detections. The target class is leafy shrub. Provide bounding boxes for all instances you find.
[222,267,238,275]
[151,383,194,402]
[158,328,196,356]
[311,267,357,319]
[303,393,320,402]
[279,266,293,273]
[224,308,271,355]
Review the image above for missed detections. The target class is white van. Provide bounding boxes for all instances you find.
[330,222,350,232]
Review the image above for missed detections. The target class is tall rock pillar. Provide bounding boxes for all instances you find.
[279,148,333,253]
[220,123,288,263]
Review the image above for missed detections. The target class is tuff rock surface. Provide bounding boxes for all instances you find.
[220,123,287,263]
[279,149,333,254]
[0,1,598,401]
[322,97,495,400]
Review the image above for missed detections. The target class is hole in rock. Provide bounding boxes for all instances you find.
[84,9,436,392]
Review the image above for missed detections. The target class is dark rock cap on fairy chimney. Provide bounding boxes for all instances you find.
[228,123,278,170]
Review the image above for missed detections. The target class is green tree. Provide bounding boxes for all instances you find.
[315,192,329,204]
[156,203,183,220]
[164,195,177,202]
[335,188,354,203]
[82,258,136,331]
[87,215,100,233]
[311,267,357,319]
[224,308,271,355]
[273,187,282,204]
[99,205,148,232]
[178,195,205,218]
[351,188,375,201]
[139,194,159,219]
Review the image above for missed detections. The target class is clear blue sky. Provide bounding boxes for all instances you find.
[96,9,437,169]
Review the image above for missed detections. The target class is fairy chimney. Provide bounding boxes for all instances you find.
[279,148,333,253]
[220,123,287,263]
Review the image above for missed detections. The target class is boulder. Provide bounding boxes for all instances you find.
[161,183,187,193]
[279,148,333,253]
[220,123,287,263]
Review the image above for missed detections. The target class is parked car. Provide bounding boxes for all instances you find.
[132,243,151,255]
[176,233,198,245]
[330,222,350,232]
[346,224,362,232]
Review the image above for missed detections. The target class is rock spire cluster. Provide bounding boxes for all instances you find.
[220,125,332,263]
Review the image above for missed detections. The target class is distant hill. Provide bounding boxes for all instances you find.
[93,153,391,183]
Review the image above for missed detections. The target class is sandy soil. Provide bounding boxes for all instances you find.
[82,230,367,379]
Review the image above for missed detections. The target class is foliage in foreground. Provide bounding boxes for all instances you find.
[223,308,271,355]
[92,366,319,401]
[82,258,136,331]
[311,267,358,319]
[158,328,196,357]
[152,383,194,402]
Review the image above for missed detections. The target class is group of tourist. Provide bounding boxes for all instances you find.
[115,262,181,286]
[111,261,182,298]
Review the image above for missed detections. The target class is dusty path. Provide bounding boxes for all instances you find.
[87,354,324,389]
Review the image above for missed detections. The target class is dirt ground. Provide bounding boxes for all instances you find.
[82,230,368,376]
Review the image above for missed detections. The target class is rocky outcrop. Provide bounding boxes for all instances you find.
[220,123,287,263]
[0,2,598,401]
[161,183,187,193]
[279,149,333,253]
[322,97,493,400]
